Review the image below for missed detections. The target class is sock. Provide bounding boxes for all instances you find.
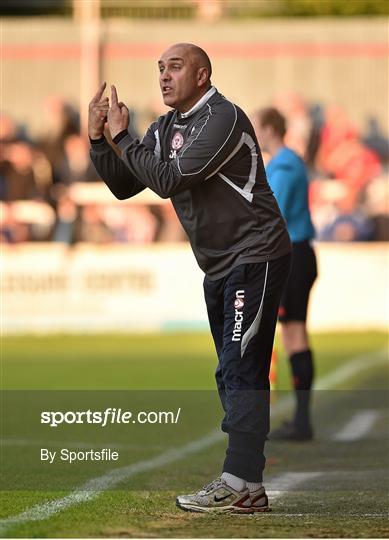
[290,349,314,430]
[246,481,263,492]
[221,472,246,492]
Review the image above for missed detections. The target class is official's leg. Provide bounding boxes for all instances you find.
[274,241,317,440]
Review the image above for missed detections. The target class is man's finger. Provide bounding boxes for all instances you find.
[111,85,119,107]
[122,106,129,124]
[91,82,106,104]
[118,102,129,115]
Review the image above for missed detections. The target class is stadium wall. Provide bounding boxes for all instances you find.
[2,243,388,334]
[2,17,388,137]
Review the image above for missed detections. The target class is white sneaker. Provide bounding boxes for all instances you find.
[249,486,270,512]
[176,477,252,514]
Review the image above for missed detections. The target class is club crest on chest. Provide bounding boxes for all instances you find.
[169,131,184,159]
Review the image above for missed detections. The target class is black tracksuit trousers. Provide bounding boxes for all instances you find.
[204,253,291,482]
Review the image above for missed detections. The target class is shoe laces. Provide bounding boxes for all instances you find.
[200,477,223,494]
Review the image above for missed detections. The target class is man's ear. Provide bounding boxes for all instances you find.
[197,67,208,87]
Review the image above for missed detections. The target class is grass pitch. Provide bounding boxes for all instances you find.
[1,330,388,538]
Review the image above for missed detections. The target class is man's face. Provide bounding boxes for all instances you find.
[158,45,202,112]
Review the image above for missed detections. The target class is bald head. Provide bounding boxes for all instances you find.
[158,43,213,112]
[168,43,212,80]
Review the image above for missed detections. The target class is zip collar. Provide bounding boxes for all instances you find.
[179,86,217,119]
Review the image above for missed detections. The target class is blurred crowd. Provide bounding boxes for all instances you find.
[1,93,388,245]
[253,93,388,242]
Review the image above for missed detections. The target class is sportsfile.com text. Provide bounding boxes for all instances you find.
[41,407,181,427]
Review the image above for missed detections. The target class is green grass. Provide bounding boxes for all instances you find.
[2,331,387,390]
[1,331,388,538]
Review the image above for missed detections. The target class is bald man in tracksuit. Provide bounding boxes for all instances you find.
[89,43,291,514]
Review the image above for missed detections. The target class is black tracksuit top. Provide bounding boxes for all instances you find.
[90,87,291,280]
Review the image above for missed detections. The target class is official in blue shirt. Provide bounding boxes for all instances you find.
[255,107,317,441]
[266,147,315,243]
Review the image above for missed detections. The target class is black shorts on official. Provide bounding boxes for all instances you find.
[278,240,317,323]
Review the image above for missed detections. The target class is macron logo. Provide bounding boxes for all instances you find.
[232,290,245,342]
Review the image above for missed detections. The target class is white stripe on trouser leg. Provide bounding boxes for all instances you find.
[240,262,269,358]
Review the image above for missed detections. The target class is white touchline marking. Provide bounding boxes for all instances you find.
[333,410,381,441]
[0,439,166,451]
[0,347,386,533]
[267,472,322,500]
[0,429,223,533]
[262,513,388,517]
[270,348,387,420]
[314,348,387,390]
